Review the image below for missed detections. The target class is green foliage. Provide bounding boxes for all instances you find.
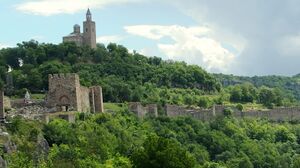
[131,134,196,168]
[5,105,300,167]
[223,108,233,117]
[236,104,244,111]
[1,41,300,167]
[215,73,300,101]
[0,41,220,102]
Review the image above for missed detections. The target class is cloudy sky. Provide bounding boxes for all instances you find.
[0,0,300,76]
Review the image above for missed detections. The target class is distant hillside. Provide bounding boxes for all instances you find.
[214,73,300,100]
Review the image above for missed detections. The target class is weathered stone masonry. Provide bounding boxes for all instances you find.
[46,73,103,113]
[63,9,96,49]
[165,104,300,121]
[128,102,158,118]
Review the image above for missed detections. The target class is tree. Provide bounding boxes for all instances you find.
[131,134,196,168]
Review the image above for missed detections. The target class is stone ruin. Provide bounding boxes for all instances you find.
[128,102,158,118]
[46,73,103,113]
[128,102,300,122]
[1,73,104,123]
[2,72,300,123]
[165,104,300,122]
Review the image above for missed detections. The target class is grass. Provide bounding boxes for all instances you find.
[223,101,268,111]
[31,94,45,100]
[104,103,126,112]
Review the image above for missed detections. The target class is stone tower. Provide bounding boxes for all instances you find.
[46,73,104,113]
[46,74,82,112]
[83,8,97,49]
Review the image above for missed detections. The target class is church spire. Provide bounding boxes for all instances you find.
[86,8,92,21]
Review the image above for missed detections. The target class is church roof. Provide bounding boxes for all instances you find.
[87,8,91,15]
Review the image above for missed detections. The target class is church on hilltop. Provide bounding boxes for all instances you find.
[63,9,97,48]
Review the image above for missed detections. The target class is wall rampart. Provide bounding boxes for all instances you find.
[164,104,300,121]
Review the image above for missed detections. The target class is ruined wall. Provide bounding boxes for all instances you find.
[46,74,80,112]
[165,104,214,120]
[147,104,158,117]
[46,73,104,113]
[128,102,158,118]
[165,104,300,122]
[80,86,90,112]
[63,35,83,46]
[128,102,145,118]
[90,86,104,113]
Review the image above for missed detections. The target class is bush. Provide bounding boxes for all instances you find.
[236,104,244,111]
[223,108,233,117]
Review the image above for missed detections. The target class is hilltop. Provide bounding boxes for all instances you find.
[0,40,299,110]
[0,41,300,167]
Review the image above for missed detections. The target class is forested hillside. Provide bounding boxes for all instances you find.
[0,40,299,108]
[0,41,300,167]
[0,41,219,102]
[5,104,300,168]
[214,74,300,101]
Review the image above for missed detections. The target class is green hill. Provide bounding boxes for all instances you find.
[0,40,299,108]
[0,41,219,102]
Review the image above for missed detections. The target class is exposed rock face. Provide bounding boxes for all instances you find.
[37,138,50,156]
[8,105,50,120]
[3,97,11,111]
[3,141,17,154]
[0,156,7,168]
[33,137,50,166]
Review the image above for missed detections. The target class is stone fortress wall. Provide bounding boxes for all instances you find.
[165,104,300,121]
[128,102,158,118]
[1,73,104,123]
[46,73,103,113]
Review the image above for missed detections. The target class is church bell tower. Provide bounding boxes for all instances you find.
[83,8,97,48]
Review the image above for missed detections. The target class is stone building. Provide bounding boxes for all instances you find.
[46,73,103,113]
[63,8,97,49]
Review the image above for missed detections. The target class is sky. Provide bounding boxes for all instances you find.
[0,0,300,76]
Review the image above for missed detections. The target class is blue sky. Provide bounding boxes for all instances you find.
[1,0,300,76]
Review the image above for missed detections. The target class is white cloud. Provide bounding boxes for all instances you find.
[125,25,211,40]
[30,35,45,41]
[278,34,300,57]
[139,47,157,56]
[16,0,142,16]
[97,35,124,44]
[125,25,237,72]
[0,44,11,49]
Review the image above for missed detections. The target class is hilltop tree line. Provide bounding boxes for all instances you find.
[0,40,298,108]
[214,73,300,101]
[0,41,219,100]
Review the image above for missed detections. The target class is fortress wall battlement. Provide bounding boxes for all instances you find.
[48,73,79,80]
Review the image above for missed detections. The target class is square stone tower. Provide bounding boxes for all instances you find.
[46,74,82,112]
[46,73,104,113]
[83,8,97,49]
[63,9,97,49]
